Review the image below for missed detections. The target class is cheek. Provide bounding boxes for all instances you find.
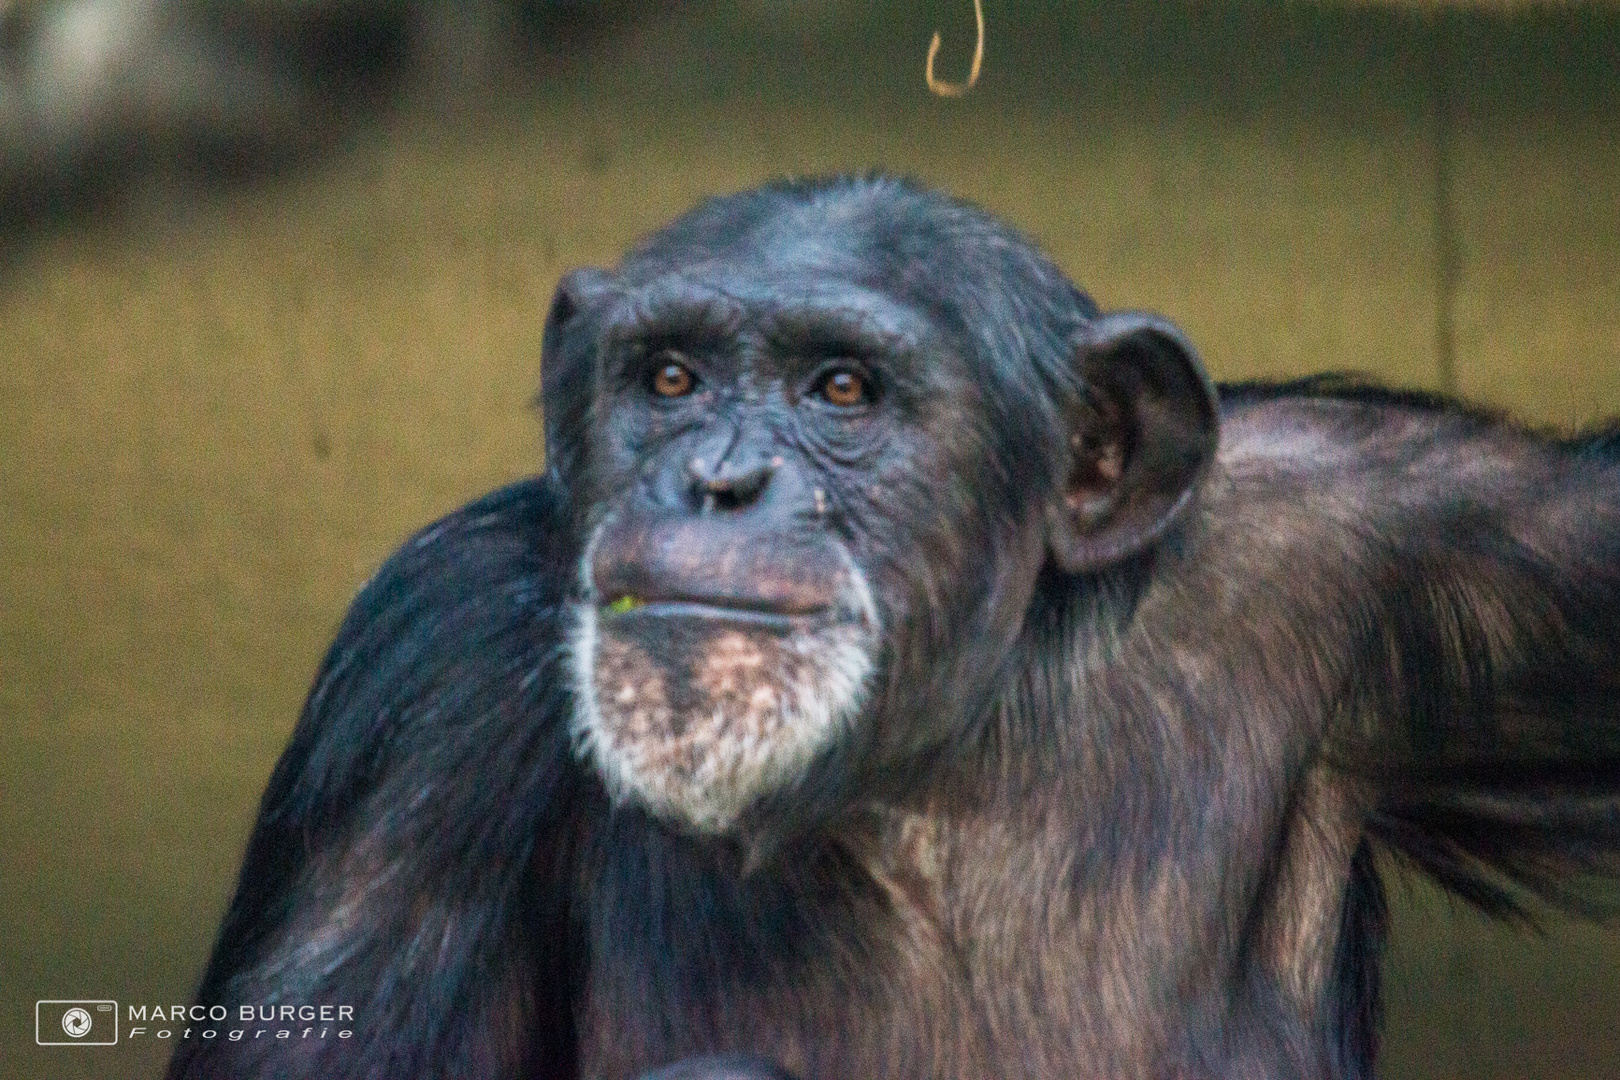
[853,484,1006,622]
[851,472,1047,716]
[567,605,877,833]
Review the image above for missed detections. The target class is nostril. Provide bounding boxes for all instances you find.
[712,486,748,512]
[693,462,774,511]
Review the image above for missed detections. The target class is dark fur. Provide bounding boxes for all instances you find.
[169,178,1620,1080]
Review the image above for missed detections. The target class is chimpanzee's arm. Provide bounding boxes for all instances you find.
[1224,381,1620,918]
[167,475,587,1080]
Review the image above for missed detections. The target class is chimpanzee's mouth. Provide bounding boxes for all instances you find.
[598,593,827,631]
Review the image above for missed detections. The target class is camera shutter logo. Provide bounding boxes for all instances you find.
[62,1008,93,1037]
[35,1000,118,1046]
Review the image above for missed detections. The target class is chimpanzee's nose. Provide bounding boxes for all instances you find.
[687,452,776,511]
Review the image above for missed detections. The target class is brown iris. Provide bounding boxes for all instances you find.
[652,361,695,398]
[819,369,868,408]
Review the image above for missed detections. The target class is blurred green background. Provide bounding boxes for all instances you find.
[2,2,1618,1077]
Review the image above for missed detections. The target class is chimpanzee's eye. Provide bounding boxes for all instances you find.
[649,355,696,398]
[816,367,870,408]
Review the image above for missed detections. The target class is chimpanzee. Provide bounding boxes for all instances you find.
[168,175,1620,1080]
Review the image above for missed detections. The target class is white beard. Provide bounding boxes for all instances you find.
[567,571,879,834]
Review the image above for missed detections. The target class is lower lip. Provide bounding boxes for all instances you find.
[600,601,825,632]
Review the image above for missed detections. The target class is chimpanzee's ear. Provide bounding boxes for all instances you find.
[540,268,613,476]
[1046,312,1219,573]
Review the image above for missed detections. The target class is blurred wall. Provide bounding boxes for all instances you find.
[1,2,1617,1078]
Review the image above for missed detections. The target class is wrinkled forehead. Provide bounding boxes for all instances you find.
[603,248,948,357]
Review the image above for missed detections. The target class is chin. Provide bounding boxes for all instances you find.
[567,588,880,835]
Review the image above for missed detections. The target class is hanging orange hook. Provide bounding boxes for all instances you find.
[925,0,984,97]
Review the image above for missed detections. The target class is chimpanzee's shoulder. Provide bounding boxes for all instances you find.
[1217,375,1620,459]
[299,471,580,749]
[263,472,580,836]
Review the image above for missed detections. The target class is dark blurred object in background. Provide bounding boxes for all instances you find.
[0,0,622,219]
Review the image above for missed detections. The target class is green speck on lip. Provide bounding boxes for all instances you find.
[604,595,642,615]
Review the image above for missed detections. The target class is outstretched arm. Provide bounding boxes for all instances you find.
[1223,380,1620,918]
[168,477,587,1080]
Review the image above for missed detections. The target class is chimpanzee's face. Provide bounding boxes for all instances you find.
[561,254,1052,835]
[547,184,1215,836]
